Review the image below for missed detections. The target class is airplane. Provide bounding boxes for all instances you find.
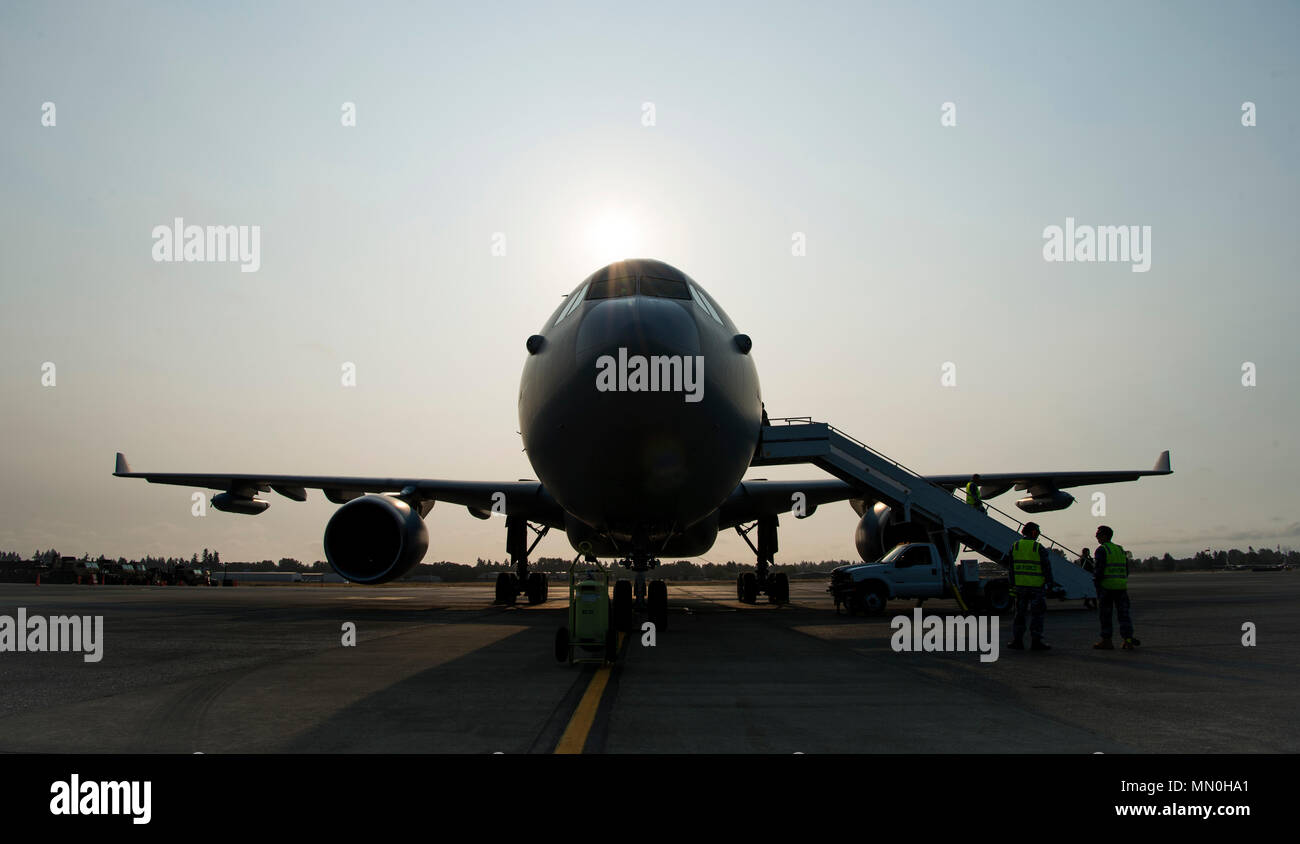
[115,258,1172,632]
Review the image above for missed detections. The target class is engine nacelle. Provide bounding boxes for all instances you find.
[323,495,429,584]
[1015,490,1075,513]
[212,493,269,515]
[855,503,913,562]
[854,503,937,562]
[854,505,886,562]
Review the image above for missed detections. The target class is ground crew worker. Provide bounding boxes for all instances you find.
[1004,521,1055,650]
[965,474,985,512]
[1092,525,1140,650]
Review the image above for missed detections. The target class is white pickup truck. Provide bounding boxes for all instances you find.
[828,541,1073,616]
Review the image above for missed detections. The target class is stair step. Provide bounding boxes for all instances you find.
[756,421,1094,600]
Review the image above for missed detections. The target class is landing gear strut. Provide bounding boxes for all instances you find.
[493,515,550,605]
[735,516,789,605]
[614,553,666,631]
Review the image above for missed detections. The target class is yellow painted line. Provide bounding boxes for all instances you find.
[553,633,623,754]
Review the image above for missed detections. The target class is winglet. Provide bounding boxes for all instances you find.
[1154,450,1171,473]
[114,452,131,476]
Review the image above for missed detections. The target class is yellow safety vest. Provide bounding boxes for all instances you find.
[1011,539,1044,588]
[965,482,981,506]
[1099,542,1128,590]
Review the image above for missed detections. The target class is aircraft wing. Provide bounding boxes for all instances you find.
[721,449,1171,525]
[924,450,1173,500]
[113,453,567,527]
[717,479,857,528]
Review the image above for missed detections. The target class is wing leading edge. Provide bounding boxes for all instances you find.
[718,450,1172,525]
[113,453,566,527]
[115,448,1171,533]
[925,450,1173,498]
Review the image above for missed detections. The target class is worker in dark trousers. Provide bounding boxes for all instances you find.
[965,474,985,512]
[1093,525,1140,650]
[1005,522,1055,650]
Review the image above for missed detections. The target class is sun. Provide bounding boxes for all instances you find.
[584,209,646,265]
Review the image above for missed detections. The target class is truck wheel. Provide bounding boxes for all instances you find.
[554,627,569,663]
[858,584,888,616]
[984,582,1013,614]
[740,572,758,604]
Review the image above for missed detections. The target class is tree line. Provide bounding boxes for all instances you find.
[2,546,1296,579]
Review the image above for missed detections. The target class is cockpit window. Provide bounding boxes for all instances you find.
[586,276,637,300]
[554,283,588,325]
[640,276,691,300]
[688,283,724,325]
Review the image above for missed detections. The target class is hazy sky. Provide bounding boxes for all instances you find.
[2,1,1297,566]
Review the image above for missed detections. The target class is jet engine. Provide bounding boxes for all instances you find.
[323,495,429,584]
[853,502,929,562]
[211,493,269,515]
[1015,489,1075,513]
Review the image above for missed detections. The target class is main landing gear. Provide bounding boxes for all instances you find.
[734,515,790,605]
[493,515,552,605]
[611,553,667,633]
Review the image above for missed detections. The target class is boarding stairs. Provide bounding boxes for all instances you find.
[754,419,1095,600]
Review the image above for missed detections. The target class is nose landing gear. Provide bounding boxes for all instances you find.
[613,553,667,632]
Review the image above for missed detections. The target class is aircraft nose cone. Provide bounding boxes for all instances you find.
[518,281,761,541]
[575,296,701,360]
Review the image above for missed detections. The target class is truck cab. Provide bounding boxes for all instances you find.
[877,542,944,598]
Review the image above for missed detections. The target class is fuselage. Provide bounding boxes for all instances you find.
[518,260,762,558]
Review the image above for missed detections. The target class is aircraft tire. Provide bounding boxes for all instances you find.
[526,572,546,605]
[770,572,790,604]
[648,579,668,631]
[613,580,634,632]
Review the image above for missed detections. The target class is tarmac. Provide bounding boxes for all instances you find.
[0,572,1294,753]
